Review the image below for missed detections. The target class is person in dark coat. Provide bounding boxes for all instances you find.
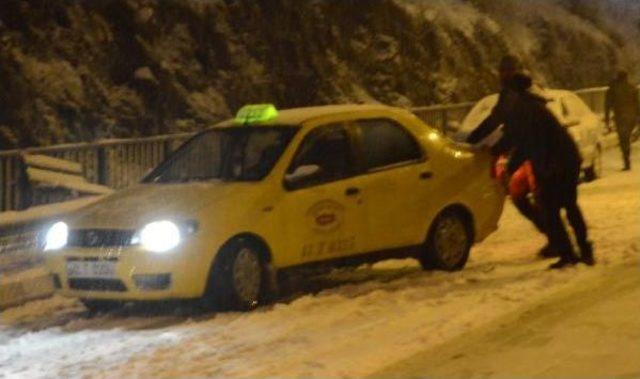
[470,56,555,258]
[605,70,639,171]
[467,55,593,268]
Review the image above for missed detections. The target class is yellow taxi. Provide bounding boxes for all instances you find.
[42,104,505,311]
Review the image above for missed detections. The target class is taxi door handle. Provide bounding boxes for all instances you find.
[345,187,360,196]
[420,171,433,180]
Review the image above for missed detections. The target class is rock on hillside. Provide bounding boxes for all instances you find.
[0,0,638,148]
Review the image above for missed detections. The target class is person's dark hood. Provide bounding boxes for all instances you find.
[505,73,548,104]
[504,73,533,92]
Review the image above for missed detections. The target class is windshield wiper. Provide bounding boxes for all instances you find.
[154,176,221,183]
[182,176,221,183]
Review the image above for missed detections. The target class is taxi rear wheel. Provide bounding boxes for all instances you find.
[419,209,472,271]
[203,239,266,311]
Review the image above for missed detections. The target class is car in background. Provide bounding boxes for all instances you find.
[42,104,505,312]
[456,88,605,181]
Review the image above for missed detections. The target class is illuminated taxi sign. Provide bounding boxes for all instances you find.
[234,104,279,125]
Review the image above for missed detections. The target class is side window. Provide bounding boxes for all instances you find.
[567,94,590,117]
[560,98,571,118]
[561,94,589,119]
[356,119,422,171]
[286,124,354,188]
[546,98,564,121]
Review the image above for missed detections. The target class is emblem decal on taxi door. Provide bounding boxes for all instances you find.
[307,200,345,232]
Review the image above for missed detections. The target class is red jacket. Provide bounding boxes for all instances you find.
[495,157,537,199]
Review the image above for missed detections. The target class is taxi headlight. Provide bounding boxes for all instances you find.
[44,221,68,251]
[134,220,185,253]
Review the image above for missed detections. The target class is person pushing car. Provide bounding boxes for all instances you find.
[467,55,594,268]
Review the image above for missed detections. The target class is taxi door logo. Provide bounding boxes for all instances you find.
[307,200,345,232]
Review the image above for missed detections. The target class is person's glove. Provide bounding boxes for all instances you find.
[494,155,510,189]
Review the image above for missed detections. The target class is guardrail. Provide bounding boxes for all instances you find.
[411,101,476,134]
[0,85,618,212]
[411,85,611,131]
[1,133,194,212]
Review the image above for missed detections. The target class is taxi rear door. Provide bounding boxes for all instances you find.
[351,118,435,252]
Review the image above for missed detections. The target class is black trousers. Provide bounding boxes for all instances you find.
[537,166,589,260]
[512,195,550,244]
[616,120,634,168]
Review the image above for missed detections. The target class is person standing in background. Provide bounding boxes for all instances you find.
[605,70,639,171]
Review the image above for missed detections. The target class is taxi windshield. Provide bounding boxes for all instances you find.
[145,127,297,183]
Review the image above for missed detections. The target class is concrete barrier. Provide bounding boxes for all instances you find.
[0,267,54,310]
[0,197,101,310]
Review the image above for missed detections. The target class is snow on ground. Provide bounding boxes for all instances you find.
[0,267,49,286]
[0,143,638,378]
[375,263,640,378]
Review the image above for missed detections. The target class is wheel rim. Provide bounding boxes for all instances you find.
[434,215,468,268]
[232,248,261,305]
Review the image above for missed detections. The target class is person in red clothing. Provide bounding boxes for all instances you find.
[495,156,556,257]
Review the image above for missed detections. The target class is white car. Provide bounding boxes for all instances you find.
[457,88,605,181]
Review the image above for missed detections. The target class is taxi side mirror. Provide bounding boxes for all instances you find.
[284,164,322,189]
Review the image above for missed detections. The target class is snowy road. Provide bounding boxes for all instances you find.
[374,263,640,378]
[1,142,638,378]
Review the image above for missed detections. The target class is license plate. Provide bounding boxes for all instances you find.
[66,260,116,279]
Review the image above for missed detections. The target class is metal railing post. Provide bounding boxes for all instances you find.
[0,157,5,212]
[440,109,448,135]
[96,146,108,186]
[163,139,172,160]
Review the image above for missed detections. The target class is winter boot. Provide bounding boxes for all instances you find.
[538,243,559,258]
[548,254,579,270]
[580,240,595,266]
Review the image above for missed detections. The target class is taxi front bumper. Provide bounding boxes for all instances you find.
[44,243,210,301]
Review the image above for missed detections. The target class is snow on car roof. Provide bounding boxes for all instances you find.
[461,87,574,131]
[214,104,405,128]
[543,89,576,99]
[455,87,576,144]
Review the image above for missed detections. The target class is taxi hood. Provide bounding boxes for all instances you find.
[67,182,245,229]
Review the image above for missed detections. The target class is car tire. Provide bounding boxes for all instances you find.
[80,299,122,314]
[202,239,267,312]
[584,146,602,182]
[419,209,472,271]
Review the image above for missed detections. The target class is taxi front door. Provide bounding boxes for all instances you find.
[280,124,367,266]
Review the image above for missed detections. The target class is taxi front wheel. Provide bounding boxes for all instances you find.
[202,239,267,311]
[419,209,472,271]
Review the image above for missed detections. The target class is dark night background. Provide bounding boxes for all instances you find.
[0,0,638,148]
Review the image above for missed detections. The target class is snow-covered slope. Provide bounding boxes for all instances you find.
[1,0,638,148]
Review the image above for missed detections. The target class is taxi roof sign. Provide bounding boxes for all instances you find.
[234,104,278,125]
